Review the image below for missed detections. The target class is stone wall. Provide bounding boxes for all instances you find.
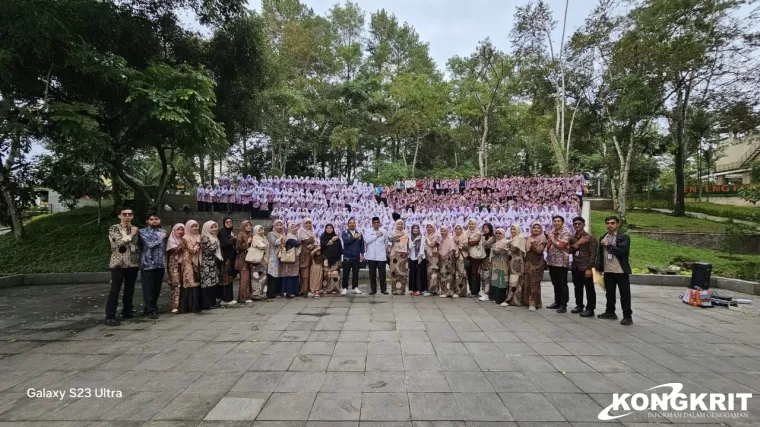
[633,231,760,254]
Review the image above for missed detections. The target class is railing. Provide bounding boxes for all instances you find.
[715,138,760,172]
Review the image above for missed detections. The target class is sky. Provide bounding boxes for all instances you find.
[247,0,598,71]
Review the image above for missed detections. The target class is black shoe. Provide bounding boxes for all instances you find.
[557,306,567,314]
[369,292,377,295]
[597,312,618,320]
[621,317,633,326]
[122,311,137,319]
[547,303,559,309]
[105,318,121,327]
[147,312,158,320]
[571,306,584,314]
[579,310,595,318]
[381,291,389,295]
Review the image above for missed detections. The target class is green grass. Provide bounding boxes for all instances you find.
[591,211,760,281]
[684,201,760,223]
[0,207,111,274]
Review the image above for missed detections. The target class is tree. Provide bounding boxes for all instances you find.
[448,39,515,177]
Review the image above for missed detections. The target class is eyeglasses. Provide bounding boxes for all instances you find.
[121,213,133,217]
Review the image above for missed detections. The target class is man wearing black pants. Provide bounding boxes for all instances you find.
[105,207,141,326]
[364,217,389,295]
[596,215,633,325]
[138,212,167,319]
[569,216,597,317]
[546,215,571,313]
[341,218,364,295]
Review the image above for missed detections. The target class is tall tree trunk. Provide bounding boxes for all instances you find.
[478,113,490,177]
[0,185,23,240]
[198,155,206,186]
[412,136,421,177]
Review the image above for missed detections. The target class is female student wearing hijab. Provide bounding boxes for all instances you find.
[423,223,440,296]
[200,221,223,310]
[217,217,237,305]
[408,225,426,296]
[280,223,302,298]
[298,218,318,296]
[438,225,458,297]
[523,222,548,311]
[180,220,202,313]
[235,220,254,303]
[490,228,510,305]
[504,225,527,307]
[479,223,495,302]
[267,220,285,298]
[388,219,409,295]
[320,224,343,294]
[167,223,192,313]
[250,225,269,300]
[466,219,484,297]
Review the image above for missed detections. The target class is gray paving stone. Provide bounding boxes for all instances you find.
[308,392,361,421]
[251,354,297,371]
[100,390,179,421]
[153,391,226,420]
[363,372,406,392]
[437,355,480,372]
[474,353,517,372]
[367,353,404,372]
[257,392,316,421]
[328,355,366,372]
[486,372,539,393]
[276,372,326,392]
[543,393,604,422]
[320,372,365,392]
[289,354,331,371]
[444,372,494,392]
[204,397,266,421]
[231,372,285,392]
[361,393,410,421]
[524,372,583,393]
[431,342,469,355]
[405,372,451,392]
[335,342,369,355]
[368,341,402,355]
[498,392,565,422]
[300,341,337,355]
[409,393,462,421]
[402,355,442,372]
[508,356,557,372]
[453,393,512,421]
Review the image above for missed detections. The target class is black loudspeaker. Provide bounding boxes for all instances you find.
[691,262,712,289]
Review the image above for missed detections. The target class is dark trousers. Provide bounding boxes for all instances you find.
[266,275,281,299]
[141,268,165,315]
[342,258,360,289]
[467,259,482,295]
[368,260,387,293]
[409,259,427,292]
[604,273,632,317]
[106,267,138,319]
[548,266,569,307]
[571,268,596,311]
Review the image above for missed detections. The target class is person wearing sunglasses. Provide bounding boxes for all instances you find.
[105,207,140,326]
[596,215,633,326]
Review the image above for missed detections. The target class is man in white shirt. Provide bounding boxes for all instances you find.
[364,216,389,295]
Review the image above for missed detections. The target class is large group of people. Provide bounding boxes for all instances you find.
[105,204,633,328]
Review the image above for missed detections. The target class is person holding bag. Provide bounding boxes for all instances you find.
[267,220,285,299]
[249,225,268,300]
[465,218,484,297]
[279,223,301,298]
[235,220,254,303]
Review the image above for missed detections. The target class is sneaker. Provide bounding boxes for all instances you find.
[452,294,459,298]
[597,312,618,320]
[412,291,420,296]
[122,310,137,319]
[571,306,584,314]
[620,317,633,326]
[439,294,447,298]
[171,309,178,314]
[147,312,158,320]
[308,292,314,297]
[478,290,485,297]
[105,318,121,326]
[314,294,320,298]
[478,295,489,302]
[369,292,377,295]
[557,306,567,314]
[352,288,362,295]
[423,292,431,297]
[227,300,237,305]
[245,300,254,303]
[579,310,595,318]
[528,306,536,312]
[341,289,348,296]
[500,302,508,307]
[546,303,559,309]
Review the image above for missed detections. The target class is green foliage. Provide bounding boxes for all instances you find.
[738,162,760,205]
[722,219,750,260]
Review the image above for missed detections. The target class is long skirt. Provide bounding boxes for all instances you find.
[201,286,217,310]
[238,264,252,302]
[216,282,234,302]
[506,273,524,306]
[179,287,201,313]
[309,261,323,293]
[453,256,468,297]
[322,261,341,293]
[389,252,408,295]
[266,275,281,299]
[299,249,314,294]
[439,254,454,296]
[480,257,492,297]
[409,259,427,292]
[426,253,441,294]
[168,283,181,311]
[251,263,267,299]
[281,276,299,296]
[522,267,543,308]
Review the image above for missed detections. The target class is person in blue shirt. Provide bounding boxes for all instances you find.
[364,217,389,295]
[138,212,167,319]
[341,218,364,295]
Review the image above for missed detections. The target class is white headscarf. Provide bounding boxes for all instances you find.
[202,220,223,261]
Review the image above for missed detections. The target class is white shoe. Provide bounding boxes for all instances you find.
[453,294,460,298]
[439,294,447,298]
[478,296,489,302]
[219,301,228,306]
[245,300,254,303]
[341,289,348,296]
[352,288,362,294]
[228,300,237,305]
[171,309,178,313]
[529,306,536,312]
[500,302,508,307]
[423,292,431,297]
[479,290,485,297]
[308,292,313,297]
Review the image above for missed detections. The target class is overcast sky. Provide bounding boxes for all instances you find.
[247,0,598,71]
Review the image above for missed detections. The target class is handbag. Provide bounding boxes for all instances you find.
[278,246,296,264]
[246,245,265,264]
[469,239,486,260]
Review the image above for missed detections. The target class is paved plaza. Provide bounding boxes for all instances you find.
[1,281,760,426]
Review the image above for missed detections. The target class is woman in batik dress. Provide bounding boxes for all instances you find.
[479,223,495,302]
[298,218,317,296]
[235,220,254,303]
[424,223,440,296]
[490,228,510,305]
[388,219,409,295]
[200,221,223,310]
[438,225,458,297]
[505,225,526,307]
[453,224,469,297]
[522,222,547,311]
[180,220,202,313]
[166,223,194,313]
[266,220,285,299]
[249,225,268,300]
[320,224,342,293]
